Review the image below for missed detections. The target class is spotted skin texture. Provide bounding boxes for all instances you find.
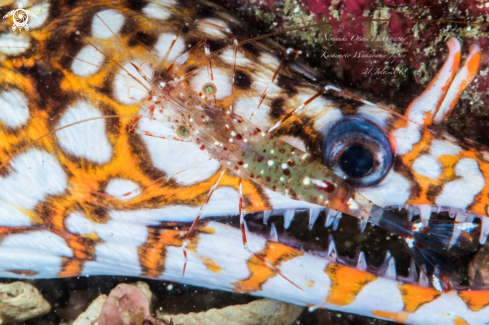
[1,1,489,324]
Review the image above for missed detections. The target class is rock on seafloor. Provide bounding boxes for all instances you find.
[0,281,51,324]
[157,298,303,325]
[69,281,303,325]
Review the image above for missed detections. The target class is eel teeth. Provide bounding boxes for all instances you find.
[407,205,419,222]
[263,210,272,225]
[356,251,367,271]
[418,268,430,287]
[480,216,489,245]
[418,204,432,225]
[448,211,468,248]
[308,208,322,230]
[359,218,369,233]
[269,223,279,242]
[473,266,484,287]
[325,209,340,228]
[332,213,342,231]
[283,209,295,229]
[327,235,337,260]
[379,251,396,280]
[407,258,418,282]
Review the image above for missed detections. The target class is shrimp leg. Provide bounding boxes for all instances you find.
[237,178,302,290]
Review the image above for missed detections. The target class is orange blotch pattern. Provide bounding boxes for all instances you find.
[324,264,376,306]
[371,310,409,323]
[398,283,441,312]
[232,241,303,293]
[458,290,489,312]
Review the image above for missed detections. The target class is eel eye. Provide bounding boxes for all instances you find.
[202,82,216,96]
[177,125,190,138]
[323,118,392,187]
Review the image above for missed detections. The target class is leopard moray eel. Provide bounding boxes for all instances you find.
[0,0,489,324]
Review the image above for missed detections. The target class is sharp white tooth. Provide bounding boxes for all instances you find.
[480,216,489,245]
[283,209,295,229]
[325,209,339,228]
[332,213,342,231]
[359,218,369,233]
[263,210,272,225]
[473,266,484,286]
[431,274,443,292]
[399,205,405,211]
[449,208,458,218]
[418,204,432,225]
[380,251,396,279]
[407,205,418,222]
[437,205,441,214]
[328,235,337,260]
[384,257,397,279]
[269,223,278,242]
[309,208,322,230]
[356,251,367,271]
[449,211,468,248]
[407,258,418,282]
[419,270,430,287]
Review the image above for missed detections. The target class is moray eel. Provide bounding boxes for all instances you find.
[0,0,488,324]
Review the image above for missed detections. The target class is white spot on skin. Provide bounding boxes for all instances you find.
[279,136,307,152]
[189,68,232,101]
[220,49,252,67]
[0,204,31,227]
[436,158,484,209]
[72,45,105,77]
[155,33,185,62]
[359,171,411,207]
[392,122,421,155]
[92,10,124,39]
[234,98,271,130]
[265,188,322,210]
[412,154,442,179]
[105,178,140,200]
[197,18,227,38]
[108,187,240,224]
[0,149,66,210]
[143,2,172,20]
[27,3,50,29]
[66,211,148,245]
[162,222,264,286]
[83,243,142,276]
[430,139,461,157]
[0,33,29,55]
[0,248,62,277]
[259,52,280,72]
[260,255,331,306]
[358,105,391,127]
[1,231,73,257]
[0,90,29,128]
[113,62,153,104]
[57,102,112,164]
[137,118,220,185]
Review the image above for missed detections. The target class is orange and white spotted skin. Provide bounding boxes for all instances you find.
[0,0,488,324]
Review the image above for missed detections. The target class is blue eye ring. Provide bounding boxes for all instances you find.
[323,117,392,187]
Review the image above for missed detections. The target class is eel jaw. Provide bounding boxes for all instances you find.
[234,203,485,290]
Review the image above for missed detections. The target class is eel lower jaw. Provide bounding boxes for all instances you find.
[221,204,487,291]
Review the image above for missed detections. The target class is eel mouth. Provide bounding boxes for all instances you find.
[221,204,485,289]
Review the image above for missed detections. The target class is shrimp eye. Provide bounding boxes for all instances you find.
[202,82,216,96]
[177,125,190,138]
[323,118,392,187]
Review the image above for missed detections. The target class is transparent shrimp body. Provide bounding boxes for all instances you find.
[138,39,480,287]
